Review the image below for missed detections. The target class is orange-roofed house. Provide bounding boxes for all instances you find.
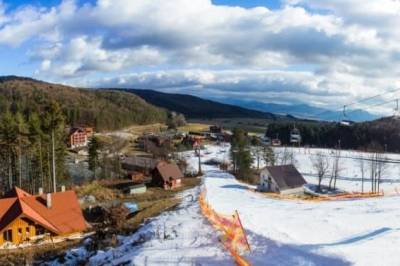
[0,187,87,245]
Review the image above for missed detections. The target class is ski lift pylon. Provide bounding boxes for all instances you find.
[394,99,400,119]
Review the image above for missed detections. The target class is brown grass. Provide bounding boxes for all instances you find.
[178,123,210,132]
[0,238,83,266]
[75,181,116,203]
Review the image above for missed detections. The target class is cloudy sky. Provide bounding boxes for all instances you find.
[1,0,400,115]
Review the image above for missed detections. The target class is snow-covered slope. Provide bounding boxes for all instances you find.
[187,145,400,266]
[270,147,400,194]
[47,187,232,266]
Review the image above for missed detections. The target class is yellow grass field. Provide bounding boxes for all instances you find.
[178,123,210,132]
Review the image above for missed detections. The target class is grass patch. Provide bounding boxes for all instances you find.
[178,123,210,132]
[0,238,83,266]
[75,181,116,203]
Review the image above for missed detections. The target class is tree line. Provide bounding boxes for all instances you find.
[266,118,400,152]
[0,102,67,195]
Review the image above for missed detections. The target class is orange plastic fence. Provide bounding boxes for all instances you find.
[253,189,384,202]
[199,190,251,266]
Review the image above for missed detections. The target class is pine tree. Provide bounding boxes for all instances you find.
[231,128,253,181]
[88,136,101,179]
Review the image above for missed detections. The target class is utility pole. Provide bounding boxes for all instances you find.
[52,129,56,193]
[197,143,202,175]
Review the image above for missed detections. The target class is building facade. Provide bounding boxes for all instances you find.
[259,165,306,195]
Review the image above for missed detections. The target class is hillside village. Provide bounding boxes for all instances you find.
[0,78,399,265]
[2,1,400,265]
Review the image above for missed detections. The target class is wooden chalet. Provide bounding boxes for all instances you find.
[0,187,87,245]
[152,162,183,190]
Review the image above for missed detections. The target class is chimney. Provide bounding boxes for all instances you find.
[38,187,43,195]
[61,185,66,192]
[46,193,52,208]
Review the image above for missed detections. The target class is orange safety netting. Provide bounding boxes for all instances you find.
[199,190,251,266]
[254,189,384,202]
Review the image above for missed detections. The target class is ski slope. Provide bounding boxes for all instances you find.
[185,145,400,266]
[47,187,232,266]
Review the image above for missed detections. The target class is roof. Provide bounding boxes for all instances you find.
[122,156,160,170]
[263,165,306,191]
[3,187,32,199]
[69,127,86,135]
[0,187,87,235]
[155,162,184,182]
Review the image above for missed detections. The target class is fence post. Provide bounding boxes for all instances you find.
[235,210,251,252]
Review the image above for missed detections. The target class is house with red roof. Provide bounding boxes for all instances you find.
[0,187,87,245]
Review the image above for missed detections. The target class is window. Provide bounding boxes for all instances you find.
[18,228,22,234]
[3,229,12,242]
[26,227,30,235]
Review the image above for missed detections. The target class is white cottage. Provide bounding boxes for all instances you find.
[258,164,306,195]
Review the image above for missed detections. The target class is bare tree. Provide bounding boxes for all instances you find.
[376,153,387,193]
[311,152,330,192]
[369,152,377,193]
[262,146,275,166]
[252,146,262,170]
[368,151,387,193]
[358,154,365,193]
[328,149,341,190]
[280,146,291,165]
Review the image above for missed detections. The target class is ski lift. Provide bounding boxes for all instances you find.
[290,125,301,144]
[339,105,355,126]
[394,99,400,119]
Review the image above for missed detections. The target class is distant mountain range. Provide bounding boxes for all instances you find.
[121,88,378,122]
[119,89,296,121]
[212,98,379,122]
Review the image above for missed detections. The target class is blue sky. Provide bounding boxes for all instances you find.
[0,0,398,115]
[5,0,281,9]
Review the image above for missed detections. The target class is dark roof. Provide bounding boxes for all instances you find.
[0,187,87,235]
[122,156,160,170]
[69,127,86,135]
[155,162,184,182]
[263,165,306,191]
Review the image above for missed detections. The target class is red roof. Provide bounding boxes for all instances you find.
[155,162,184,182]
[0,187,87,235]
[3,187,32,198]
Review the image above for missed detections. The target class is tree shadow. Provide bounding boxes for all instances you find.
[244,230,352,266]
[220,184,249,190]
[303,227,395,248]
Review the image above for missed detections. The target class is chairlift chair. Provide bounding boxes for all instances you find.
[290,126,301,144]
[339,105,355,126]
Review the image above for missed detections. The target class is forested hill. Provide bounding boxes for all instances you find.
[118,89,286,120]
[266,116,400,152]
[0,76,167,131]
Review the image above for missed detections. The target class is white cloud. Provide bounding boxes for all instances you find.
[1,0,400,114]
